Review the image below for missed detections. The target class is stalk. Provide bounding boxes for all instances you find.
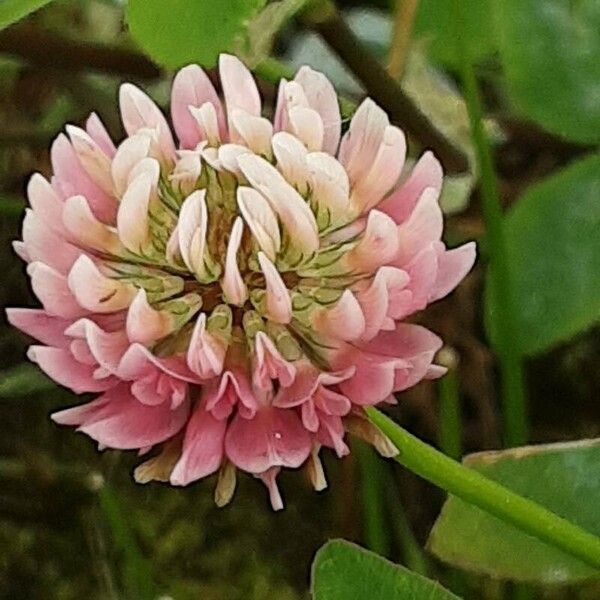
[452,0,528,446]
[366,407,600,570]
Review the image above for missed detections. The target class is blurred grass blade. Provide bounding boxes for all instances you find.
[355,441,391,557]
[385,477,430,575]
[96,480,155,600]
[0,0,54,30]
[453,0,528,446]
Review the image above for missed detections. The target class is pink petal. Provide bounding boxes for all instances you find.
[305,151,350,221]
[236,186,281,261]
[67,255,136,313]
[205,368,257,420]
[51,133,117,224]
[272,132,309,194]
[312,290,365,341]
[170,406,227,485]
[86,112,116,157]
[66,124,113,195]
[358,324,443,393]
[131,370,187,408]
[294,66,341,155]
[177,190,209,277]
[118,342,201,383]
[221,217,247,306]
[119,83,176,162]
[257,252,292,324]
[27,173,66,237]
[27,345,117,393]
[344,209,399,273]
[186,313,227,378]
[314,387,352,416]
[231,110,273,156]
[274,362,354,408]
[336,347,405,406]
[351,125,406,213]
[358,322,442,358]
[117,170,154,253]
[52,384,190,450]
[126,289,174,344]
[189,103,223,147]
[257,467,284,511]
[218,143,251,177]
[430,242,476,302]
[237,153,319,255]
[28,262,87,318]
[355,273,390,341]
[394,187,443,266]
[62,195,122,254]
[400,243,440,315]
[21,209,80,274]
[288,106,324,151]
[5,308,71,347]
[273,78,288,132]
[225,408,311,473]
[253,332,296,390]
[170,64,226,149]
[378,151,443,224]
[338,98,388,185]
[219,54,261,143]
[67,318,129,374]
[317,413,349,457]
[111,134,152,197]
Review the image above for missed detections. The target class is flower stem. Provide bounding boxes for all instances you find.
[366,407,600,570]
[437,349,463,460]
[452,0,528,446]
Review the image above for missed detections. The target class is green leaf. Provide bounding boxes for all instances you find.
[486,154,600,356]
[0,0,54,30]
[414,0,495,68]
[496,0,600,143]
[311,540,460,600]
[428,439,600,583]
[0,363,56,397]
[127,0,267,69]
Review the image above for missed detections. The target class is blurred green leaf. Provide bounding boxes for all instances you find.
[127,0,267,68]
[414,0,495,68]
[496,0,600,143]
[486,154,600,356]
[428,439,600,583]
[0,0,54,30]
[311,540,460,599]
[0,363,55,397]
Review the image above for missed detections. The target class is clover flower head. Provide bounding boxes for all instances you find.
[7,55,475,509]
